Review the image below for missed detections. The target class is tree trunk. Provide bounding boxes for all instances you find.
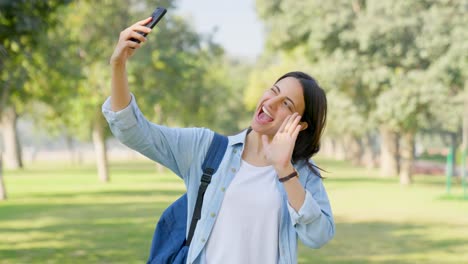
[328,138,338,159]
[361,132,378,169]
[399,132,415,185]
[346,135,363,166]
[65,134,82,165]
[448,133,457,177]
[1,106,23,169]
[0,79,11,200]
[333,138,347,161]
[0,154,6,200]
[379,126,400,177]
[462,80,468,174]
[92,112,109,182]
[320,137,335,158]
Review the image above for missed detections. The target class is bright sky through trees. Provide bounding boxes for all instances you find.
[177,0,264,59]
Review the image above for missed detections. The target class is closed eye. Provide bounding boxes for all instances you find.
[283,100,293,111]
[272,85,296,112]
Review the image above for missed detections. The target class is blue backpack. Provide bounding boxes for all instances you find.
[147,133,228,264]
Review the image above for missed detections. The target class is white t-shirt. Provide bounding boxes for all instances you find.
[205,159,282,264]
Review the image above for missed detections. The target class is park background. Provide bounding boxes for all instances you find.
[1,0,467,263]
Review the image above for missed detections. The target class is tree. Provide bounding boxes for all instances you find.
[29,0,247,182]
[0,0,71,200]
[254,0,377,166]
[357,1,466,183]
[126,2,250,133]
[254,0,467,184]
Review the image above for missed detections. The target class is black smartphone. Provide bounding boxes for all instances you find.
[130,7,167,43]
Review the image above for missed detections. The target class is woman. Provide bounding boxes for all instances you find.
[102,17,335,264]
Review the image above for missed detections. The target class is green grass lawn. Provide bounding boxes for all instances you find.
[1,159,467,264]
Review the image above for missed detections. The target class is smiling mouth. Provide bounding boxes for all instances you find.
[261,106,273,119]
[256,105,274,123]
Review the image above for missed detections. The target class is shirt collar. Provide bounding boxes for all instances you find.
[227,128,250,147]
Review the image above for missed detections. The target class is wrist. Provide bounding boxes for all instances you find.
[110,59,125,68]
[275,163,295,178]
[110,54,127,67]
[278,170,298,183]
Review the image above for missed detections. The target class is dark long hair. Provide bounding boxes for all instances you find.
[275,71,327,177]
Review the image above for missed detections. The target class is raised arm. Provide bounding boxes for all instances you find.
[103,18,214,180]
[109,17,152,111]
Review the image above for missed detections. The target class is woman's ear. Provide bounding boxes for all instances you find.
[299,121,308,131]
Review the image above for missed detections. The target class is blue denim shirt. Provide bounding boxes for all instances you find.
[102,95,335,264]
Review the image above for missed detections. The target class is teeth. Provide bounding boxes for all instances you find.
[262,106,273,119]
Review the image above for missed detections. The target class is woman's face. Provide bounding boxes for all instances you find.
[251,77,307,137]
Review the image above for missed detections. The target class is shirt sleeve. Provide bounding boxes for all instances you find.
[287,190,322,225]
[287,165,335,248]
[101,94,213,179]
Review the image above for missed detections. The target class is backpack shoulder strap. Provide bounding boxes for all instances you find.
[202,132,229,174]
[186,132,228,246]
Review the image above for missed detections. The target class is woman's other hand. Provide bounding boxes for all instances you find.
[262,112,302,175]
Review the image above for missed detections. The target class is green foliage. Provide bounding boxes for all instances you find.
[254,0,467,139]
[244,49,313,110]
[0,0,71,52]
[23,0,249,140]
[126,2,249,133]
[356,1,466,134]
[0,0,72,112]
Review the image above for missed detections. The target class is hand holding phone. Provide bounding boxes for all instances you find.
[130,7,167,43]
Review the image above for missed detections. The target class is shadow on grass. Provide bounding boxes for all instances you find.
[324,176,438,191]
[0,200,168,263]
[327,177,396,185]
[2,205,467,263]
[299,220,468,264]
[2,158,467,263]
[0,188,186,222]
[6,161,166,177]
[327,174,450,189]
[20,188,186,200]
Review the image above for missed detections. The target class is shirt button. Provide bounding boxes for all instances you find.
[231,168,236,173]
[233,149,237,154]
[221,187,226,192]
[210,212,216,218]
[201,238,206,243]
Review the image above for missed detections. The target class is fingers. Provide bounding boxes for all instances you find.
[291,114,302,133]
[128,31,147,44]
[282,113,296,132]
[125,40,142,49]
[292,124,301,139]
[134,24,152,35]
[136,17,153,26]
[277,115,291,134]
[119,25,151,50]
[283,113,301,134]
[111,18,154,63]
[120,19,153,41]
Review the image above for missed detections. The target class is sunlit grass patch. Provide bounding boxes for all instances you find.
[1,159,468,263]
